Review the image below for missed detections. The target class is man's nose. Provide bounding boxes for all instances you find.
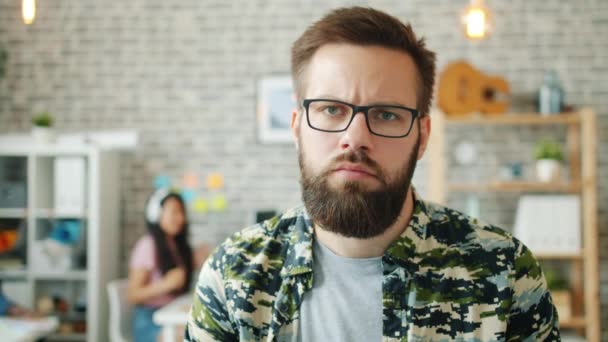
[339,111,374,151]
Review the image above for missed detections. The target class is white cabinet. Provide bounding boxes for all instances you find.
[0,139,120,342]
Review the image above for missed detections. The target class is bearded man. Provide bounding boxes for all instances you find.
[185,6,559,342]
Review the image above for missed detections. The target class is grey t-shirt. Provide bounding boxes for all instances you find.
[297,238,383,342]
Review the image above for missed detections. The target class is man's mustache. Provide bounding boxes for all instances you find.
[322,150,385,183]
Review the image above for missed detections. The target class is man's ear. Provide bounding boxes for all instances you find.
[291,110,300,150]
[416,115,431,160]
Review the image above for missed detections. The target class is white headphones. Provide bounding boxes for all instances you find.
[145,188,170,224]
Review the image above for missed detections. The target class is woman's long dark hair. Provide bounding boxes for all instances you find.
[147,193,193,295]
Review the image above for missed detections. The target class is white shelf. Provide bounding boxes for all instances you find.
[0,135,95,156]
[0,208,27,218]
[0,144,121,342]
[34,208,87,220]
[0,268,28,279]
[33,270,87,281]
[48,333,87,341]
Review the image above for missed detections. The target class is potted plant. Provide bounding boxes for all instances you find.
[534,138,563,182]
[544,269,571,320]
[31,112,55,143]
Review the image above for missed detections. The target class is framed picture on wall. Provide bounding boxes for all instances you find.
[257,75,297,144]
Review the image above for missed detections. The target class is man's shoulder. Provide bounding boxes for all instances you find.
[422,200,522,256]
[227,206,302,244]
[412,200,539,288]
[209,206,305,269]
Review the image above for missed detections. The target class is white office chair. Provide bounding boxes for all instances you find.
[107,279,133,342]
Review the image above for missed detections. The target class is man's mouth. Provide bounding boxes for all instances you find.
[333,163,377,179]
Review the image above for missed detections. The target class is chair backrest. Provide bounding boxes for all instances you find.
[107,279,132,342]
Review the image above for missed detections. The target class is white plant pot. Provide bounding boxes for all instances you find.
[32,126,55,144]
[536,159,561,182]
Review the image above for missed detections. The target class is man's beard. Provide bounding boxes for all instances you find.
[299,138,419,239]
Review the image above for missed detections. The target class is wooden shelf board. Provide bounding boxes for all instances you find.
[448,181,581,193]
[444,113,580,125]
[559,316,586,329]
[535,252,583,261]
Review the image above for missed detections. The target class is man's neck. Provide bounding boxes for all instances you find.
[314,187,415,258]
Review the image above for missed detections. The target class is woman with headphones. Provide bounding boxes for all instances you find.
[127,189,209,342]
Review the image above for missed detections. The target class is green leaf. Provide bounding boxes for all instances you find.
[32,112,54,127]
[534,138,563,161]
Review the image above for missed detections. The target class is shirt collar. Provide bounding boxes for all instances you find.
[384,189,431,265]
[279,205,314,278]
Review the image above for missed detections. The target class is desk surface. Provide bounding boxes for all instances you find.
[153,294,192,325]
[0,316,59,342]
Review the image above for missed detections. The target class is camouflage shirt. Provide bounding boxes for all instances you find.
[185,195,560,341]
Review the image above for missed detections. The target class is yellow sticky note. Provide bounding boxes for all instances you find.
[193,198,208,213]
[207,173,224,190]
[211,195,227,212]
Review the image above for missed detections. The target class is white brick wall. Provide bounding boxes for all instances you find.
[0,0,607,336]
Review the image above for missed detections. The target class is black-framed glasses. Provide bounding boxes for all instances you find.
[302,99,419,138]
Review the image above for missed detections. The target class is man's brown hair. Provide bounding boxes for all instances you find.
[291,6,436,116]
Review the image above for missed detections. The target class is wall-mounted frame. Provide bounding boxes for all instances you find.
[256,75,297,144]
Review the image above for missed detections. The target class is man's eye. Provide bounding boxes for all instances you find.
[324,106,341,116]
[379,112,397,121]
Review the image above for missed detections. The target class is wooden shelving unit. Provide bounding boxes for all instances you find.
[448,180,581,193]
[560,316,587,329]
[535,252,584,261]
[427,108,600,341]
[442,112,581,125]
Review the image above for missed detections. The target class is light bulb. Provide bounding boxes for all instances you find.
[462,0,492,40]
[23,0,36,25]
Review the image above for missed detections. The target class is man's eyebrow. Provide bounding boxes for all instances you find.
[367,101,410,107]
[309,94,343,101]
[309,95,410,107]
